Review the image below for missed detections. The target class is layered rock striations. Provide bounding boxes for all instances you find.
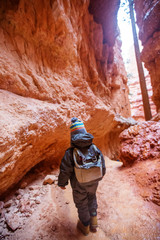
[0,0,131,195]
[125,43,157,121]
[129,73,157,121]
[134,0,160,112]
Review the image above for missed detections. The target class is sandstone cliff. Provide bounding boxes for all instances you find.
[134,0,160,112]
[125,44,157,121]
[129,73,157,121]
[0,0,131,195]
[118,0,160,209]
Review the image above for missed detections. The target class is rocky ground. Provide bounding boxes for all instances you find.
[0,158,160,240]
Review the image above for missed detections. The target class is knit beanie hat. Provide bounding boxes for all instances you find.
[70,117,87,136]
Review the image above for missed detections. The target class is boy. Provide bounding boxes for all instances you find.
[58,117,106,235]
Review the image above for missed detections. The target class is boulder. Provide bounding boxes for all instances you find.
[43,175,57,185]
[119,121,160,166]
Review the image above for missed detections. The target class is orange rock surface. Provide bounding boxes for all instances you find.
[134,0,160,111]
[129,73,157,121]
[0,0,131,195]
[119,121,160,166]
[119,121,160,206]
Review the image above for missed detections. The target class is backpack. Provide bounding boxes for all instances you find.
[73,144,103,184]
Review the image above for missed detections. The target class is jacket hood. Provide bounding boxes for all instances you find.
[71,133,94,148]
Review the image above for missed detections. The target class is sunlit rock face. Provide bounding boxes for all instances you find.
[0,0,131,195]
[134,0,160,112]
[129,74,157,121]
[119,121,160,166]
[126,44,157,121]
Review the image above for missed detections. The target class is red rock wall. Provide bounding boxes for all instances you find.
[119,121,160,206]
[129,74,157,121]
[134,0,160,112]
[118,0,160,207]
[119,121,160,166]
[0,0,131,195]
[125,43,157,121]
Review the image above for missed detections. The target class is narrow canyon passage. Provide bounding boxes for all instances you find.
[1,158,159,240]
[0,0,160,239]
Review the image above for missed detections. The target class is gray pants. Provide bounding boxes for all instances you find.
[71,176,98,225]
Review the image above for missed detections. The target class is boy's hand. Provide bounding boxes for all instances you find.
[59,186,66,190]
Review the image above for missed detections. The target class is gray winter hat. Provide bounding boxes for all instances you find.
[70,117,87,136]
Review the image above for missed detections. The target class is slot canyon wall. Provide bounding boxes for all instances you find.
[134,0,160,113]
[127,47,157,121]
[0,0,133,196]
[129,73,157,121]
[119,0,160,206]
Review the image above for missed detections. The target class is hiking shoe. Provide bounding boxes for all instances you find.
[77,220,90,236]
[90,216,98,232]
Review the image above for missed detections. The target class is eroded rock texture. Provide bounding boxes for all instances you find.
[0,0,131,195]
[129,73,157,121]
[119,121,160,166]
[131,159,160,206]
[134,0,160,111]
[119,121,160,206]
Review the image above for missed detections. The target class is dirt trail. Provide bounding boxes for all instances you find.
[2,158,160,240]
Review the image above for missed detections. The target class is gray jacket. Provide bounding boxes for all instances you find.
[58,133,106,188]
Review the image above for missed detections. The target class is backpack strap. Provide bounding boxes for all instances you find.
[88,144,100,161]
[73,148,85,168]
[73,144,102,169]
